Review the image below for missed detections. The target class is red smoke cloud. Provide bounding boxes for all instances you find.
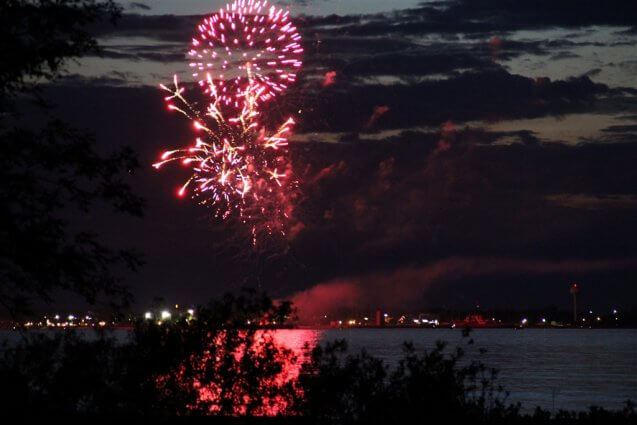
[308,160,347,185]
[322,71,337,87]
[488,35,503,61]
[435,120,455,153]
[366,105,390,128]
[290,257,637,323]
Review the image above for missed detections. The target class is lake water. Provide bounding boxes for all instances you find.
[274,328,637,412]
[2,328,635,412]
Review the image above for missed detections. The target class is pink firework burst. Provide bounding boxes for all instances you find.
[189,0,303,108]
[153,0,302,244]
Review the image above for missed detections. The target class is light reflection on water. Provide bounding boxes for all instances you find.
[2,328,634,412]
[272,328,637,412]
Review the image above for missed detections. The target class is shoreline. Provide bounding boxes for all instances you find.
[3,325,637,331]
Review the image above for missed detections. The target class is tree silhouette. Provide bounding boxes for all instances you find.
[294,331,514,424]
[1,289,298,416]
[1,289,636,421]
[0,1,144,316]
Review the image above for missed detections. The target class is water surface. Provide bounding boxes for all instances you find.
[276,328,637,412]
[3,328,635,412]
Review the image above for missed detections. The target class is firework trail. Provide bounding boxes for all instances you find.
[153,0,302,244]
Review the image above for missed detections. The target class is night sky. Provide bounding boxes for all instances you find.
[43,0,637,319]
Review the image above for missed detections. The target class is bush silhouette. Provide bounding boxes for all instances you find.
[2,290,635,424]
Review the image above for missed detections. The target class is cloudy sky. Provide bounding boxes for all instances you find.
[47,0,637,318]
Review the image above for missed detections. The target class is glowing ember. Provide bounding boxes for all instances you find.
[153,0,302,243]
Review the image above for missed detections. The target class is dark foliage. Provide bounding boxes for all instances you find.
[0,0,144,316]
[0,0,120,101]
[0,289,296,416]
[295,330,635,424]
[1,291,635,423]
[295,329,513,424]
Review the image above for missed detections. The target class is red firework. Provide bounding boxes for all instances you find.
[153,0,302,243]
[189,0,303,107]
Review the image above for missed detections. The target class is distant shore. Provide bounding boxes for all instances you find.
[3,325,637,331]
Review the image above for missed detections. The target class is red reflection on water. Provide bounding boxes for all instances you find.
[162,329,322,416]
[271,329,322,382]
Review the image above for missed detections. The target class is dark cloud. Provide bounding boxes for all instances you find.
[291,257,637,322]
[84,9,636,135]
[337,51,500,78]
[314,38,604,79]
[546,194,637,210]
[84,0,636,107]
[583,68,602,77]
[91,14,201,42]
[128,2,150,11]
[277,0,328,7]
[308,36,417,55]
[91,1,637,44]
[597,124,637,143]
[283,70,615,133]
[38,0,637,312]
[617,59,637,72]
[92,44,186,62]
[57,71,135,86]
[35,80,637,309]
[601,124,637,133]
[551,51,580,60]
[332,0,637,37]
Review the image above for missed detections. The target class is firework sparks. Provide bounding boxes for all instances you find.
[153,0,302,243]
[189,0,303,107]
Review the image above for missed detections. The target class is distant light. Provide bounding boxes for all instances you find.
[383,313,388,317]
[364,317,368,321]
[521,318,528,325]
[338,320,342,325]
[613,309,618,315]
[54,314,60,320]
[68,315,75,321]
[413,319,420,324]
[144,312,152,320]
[98,321,106,327]
[161,310,171,320]
[589,310,593,314]
[596,316,601,321]
[175,304,179,309]
[541,318,546,323]
[187,309,195,316]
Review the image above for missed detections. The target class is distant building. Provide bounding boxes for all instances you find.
[375,309,382,327]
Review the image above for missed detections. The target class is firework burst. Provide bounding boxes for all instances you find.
[189,0,302,107]
[153,0,302,244]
